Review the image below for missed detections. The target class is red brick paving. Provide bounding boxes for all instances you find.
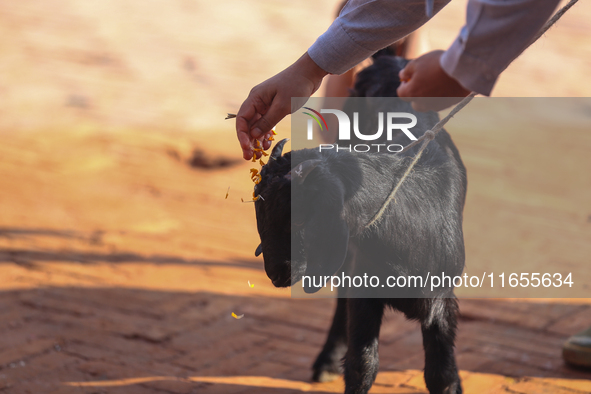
[0,127,590,393]
[1,283,591,393]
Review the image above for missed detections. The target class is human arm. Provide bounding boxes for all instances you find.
[236,52,327,160]
[236,0,562,156]
[307,0,451,75]
[236,0,448,159]
[397,0,561,110]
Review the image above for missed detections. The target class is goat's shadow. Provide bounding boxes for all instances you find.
[0,226,257,269]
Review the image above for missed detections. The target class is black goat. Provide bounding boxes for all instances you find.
[253,56,467,394]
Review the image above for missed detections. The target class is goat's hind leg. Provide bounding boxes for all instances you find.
[421,297,462,394]
[312,297,348,382]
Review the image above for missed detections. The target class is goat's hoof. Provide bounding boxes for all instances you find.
[312,370,340,383]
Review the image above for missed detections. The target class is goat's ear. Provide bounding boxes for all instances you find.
[254,244,262,257]
[291,160,322,185]
[301,180,349,294]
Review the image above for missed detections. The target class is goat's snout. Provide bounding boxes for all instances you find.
[265,260,292,287]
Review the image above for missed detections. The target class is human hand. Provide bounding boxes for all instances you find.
[397,50,471,112]
[236,52,328,160]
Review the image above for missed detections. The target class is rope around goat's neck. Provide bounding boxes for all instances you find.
[363,0,579,230]
[364,93,475,229]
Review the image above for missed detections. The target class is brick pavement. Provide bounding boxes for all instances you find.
[1,276,591,393]
[0,125,590,393]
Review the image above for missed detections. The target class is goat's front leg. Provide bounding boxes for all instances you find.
[312,297,348,382]
[422,298,462,394]
[343,298,384,394]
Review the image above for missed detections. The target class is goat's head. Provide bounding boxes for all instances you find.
[254,140,349,293]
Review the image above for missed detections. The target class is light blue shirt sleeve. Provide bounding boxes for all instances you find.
[308,0,560,96]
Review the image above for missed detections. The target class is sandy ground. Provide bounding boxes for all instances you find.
[0,0,590,393]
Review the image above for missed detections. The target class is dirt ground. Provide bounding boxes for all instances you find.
[1,0,591,393]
